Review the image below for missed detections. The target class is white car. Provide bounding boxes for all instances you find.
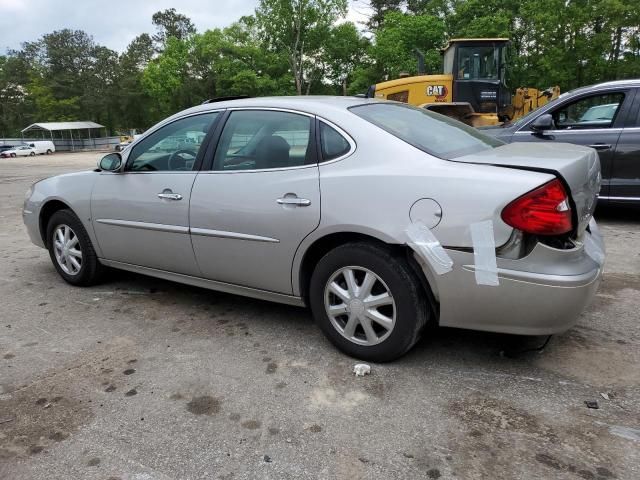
[2,145,36,158]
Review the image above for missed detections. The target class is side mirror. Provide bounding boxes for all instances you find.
[98,153,122,171]
[531,113,554,133]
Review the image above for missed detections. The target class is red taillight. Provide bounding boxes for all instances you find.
[501,179,573,235]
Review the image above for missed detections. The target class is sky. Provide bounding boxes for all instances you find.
[0,0,371,54]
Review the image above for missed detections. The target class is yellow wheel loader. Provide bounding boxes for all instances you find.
[365,38,559,127]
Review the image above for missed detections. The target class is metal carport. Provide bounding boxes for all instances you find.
[21,121,106,151]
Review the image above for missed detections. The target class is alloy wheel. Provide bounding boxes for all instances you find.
[53,224,83,275]
[324,266,396,346]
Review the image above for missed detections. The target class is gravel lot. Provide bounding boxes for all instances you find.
[1,153,639,480]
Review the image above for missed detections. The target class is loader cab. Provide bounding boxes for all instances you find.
[443,39,511,116]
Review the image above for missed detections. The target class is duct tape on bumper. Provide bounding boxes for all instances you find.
[406,221,453,275]
[470,220,499,286]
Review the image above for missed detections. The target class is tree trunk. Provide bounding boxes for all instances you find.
[612,26,623,77]
[291,54,302,95]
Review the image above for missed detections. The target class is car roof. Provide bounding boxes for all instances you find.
[567,78,640,96]
[179,96,381,117]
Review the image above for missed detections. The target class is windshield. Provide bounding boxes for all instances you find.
[579,104,618,122]
[350,103,503,159]
[457,46,499,80]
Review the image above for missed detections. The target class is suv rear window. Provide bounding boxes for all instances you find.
[350,103,503,159]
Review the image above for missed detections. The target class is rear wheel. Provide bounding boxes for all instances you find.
[29,152,35,156]
[46,209,103,286]
[309,242,429,362]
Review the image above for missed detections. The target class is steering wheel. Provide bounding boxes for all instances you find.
[168,149,197,171]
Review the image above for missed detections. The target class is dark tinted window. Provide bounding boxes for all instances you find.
[351,103,503,159]
[457,46,499,80]
[213,110,312,171]
[320,122,351,161]
[552,92,625,130]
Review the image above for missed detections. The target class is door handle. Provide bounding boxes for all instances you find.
[277,197,311,207]
[157,192,183,200]
[588,144,611,151]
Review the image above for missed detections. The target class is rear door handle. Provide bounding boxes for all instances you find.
[277,197,311,207]
[158,192,183,200]
[588,144,611,151]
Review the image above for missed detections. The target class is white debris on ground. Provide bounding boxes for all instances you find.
[353,364,371,377]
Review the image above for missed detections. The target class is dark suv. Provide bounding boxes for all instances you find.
[483,79,640,205]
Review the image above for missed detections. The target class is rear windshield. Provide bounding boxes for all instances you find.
[350,103,503,159]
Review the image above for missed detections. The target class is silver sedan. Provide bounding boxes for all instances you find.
[23,97,605,361]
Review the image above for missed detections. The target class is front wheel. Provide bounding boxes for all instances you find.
[46,209,104,286]
[46,149,52,155]
[30,152,35,156]
[10,153,15,158]
[309,242,430,362]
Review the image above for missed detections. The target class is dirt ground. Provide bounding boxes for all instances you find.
[1,152,639,480]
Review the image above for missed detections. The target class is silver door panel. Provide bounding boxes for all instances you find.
[190,166,321,294]
[92,172,201,276]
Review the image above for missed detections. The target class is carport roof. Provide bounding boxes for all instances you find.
[21,121,105,133]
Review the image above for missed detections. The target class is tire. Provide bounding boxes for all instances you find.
[46,149,52,155]
[30,152,35,156]
[10,153,15,158]
[46,209,104,286]
[309,242,429,362]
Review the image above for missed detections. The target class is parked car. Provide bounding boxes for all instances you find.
[26,141,55,155]
[23,97,604,361]
[115,134,142,151]
[0,145,18,153]
[482,79,640,205]
[2,145,36,157]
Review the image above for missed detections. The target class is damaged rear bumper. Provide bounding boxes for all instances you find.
[424,219,605,335]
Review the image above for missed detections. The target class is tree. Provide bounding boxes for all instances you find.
[114,34,156,130]
[256,0,348,94]
[142,36,195,118]
[367,0,403,29]
[372,11,445,78]
[0,55,32,136]
[323,22,370,94]
[152,8,196,47]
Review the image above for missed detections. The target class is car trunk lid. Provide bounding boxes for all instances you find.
[452,142,601,235]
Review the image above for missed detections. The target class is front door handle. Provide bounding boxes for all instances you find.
[588,144,611,151]
[158,192,183,200]
[277,196,311,207]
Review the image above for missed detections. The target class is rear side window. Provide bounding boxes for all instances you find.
[350,103,503,159]
[320,122,351,161]
[213,110,313,171]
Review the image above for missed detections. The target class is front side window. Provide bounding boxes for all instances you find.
[127,112,218,171]
[552,93,625,130]
[457,46,499,80]
[351,103,503,159]
[213,110,313,171]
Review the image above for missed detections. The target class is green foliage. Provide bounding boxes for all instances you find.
[256,0,348,94]
[373,12,445,77]
[152,8,196,47]
[0,2,638,137]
